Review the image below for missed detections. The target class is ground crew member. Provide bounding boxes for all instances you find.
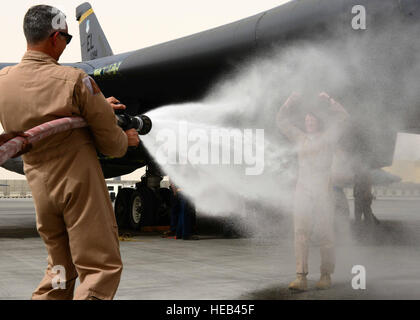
[0,5,140,299]
[354,169,380,225]
[276,92,349,291]
[163,184,198,240]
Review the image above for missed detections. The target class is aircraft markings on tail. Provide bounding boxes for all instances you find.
[76,3,113,61]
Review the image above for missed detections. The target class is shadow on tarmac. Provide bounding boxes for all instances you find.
[350,220,420,246]
[0,227,39,239]
[240,282,368,300]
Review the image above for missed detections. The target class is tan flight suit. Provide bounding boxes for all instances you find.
[277,95,348,275]
[0,51,128,300]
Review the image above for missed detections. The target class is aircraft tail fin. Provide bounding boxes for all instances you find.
[76,2,113,61]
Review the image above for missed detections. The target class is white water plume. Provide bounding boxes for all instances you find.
[141,17,420,224]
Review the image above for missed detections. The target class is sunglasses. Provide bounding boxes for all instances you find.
[50,31,73,45]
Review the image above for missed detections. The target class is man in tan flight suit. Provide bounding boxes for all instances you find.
[0,5,139,299]
[277,92,349,291]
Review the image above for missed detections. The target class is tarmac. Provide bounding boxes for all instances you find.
[0,198,420,300]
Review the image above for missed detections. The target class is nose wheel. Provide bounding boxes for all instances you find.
[114,187,155,230]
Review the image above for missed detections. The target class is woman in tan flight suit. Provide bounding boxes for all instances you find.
[276,92,349,291]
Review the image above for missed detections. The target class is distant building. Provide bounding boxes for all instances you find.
[0,179,164,198]
[1,178,419,200]
[0,180,31,198]
[344,182,420,200]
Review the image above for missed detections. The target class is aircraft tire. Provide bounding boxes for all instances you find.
[114,188,134,228]
[157,187,172,225]
[128,188,153,230]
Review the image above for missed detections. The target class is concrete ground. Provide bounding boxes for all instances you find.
[0,198,420,300]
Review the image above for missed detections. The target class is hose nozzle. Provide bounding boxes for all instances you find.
[116,114,152,135]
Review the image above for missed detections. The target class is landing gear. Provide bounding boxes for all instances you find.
[114,165,171,230]
[114,188,134,227]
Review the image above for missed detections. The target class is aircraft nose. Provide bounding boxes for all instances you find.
[399,0,420,17]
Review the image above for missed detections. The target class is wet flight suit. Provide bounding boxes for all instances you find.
[0,51,128,300]
[277,94,348,276]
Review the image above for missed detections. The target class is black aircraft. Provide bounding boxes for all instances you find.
[1,0,419,229]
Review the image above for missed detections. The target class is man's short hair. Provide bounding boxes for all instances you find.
[23,5,66,45]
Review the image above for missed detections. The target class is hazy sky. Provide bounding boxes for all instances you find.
[0,0,290,63]
[0,0,419,180]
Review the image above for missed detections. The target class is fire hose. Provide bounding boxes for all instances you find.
[0,114,152,166]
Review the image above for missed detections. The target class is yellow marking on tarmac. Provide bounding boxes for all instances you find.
[118,227,170,242]
[118,233,162,242]
[79,8,93,24]
[118,234,145,242]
